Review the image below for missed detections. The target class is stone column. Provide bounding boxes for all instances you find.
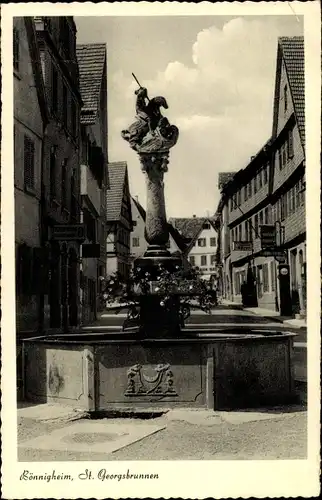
[139,153,170,258]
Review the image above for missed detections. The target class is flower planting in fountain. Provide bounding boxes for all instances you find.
[99,264,217,325]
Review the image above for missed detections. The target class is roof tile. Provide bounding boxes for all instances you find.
[106,162,128,222]
[279,36,305,147]
[169,217,217,245]
[76,43,106,125]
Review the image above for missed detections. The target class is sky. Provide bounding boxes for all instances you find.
[75,15,303,218]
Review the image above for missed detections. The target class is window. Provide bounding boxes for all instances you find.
[237,190,241,206]
[23,135,35,190]
[61,159,67,208]
[50,146,57,198]
[248,181,252,198]
[238,225,242,241]
[282,142,287,167]
[258,169,263,189]
[264,207,269,225]
[254,214,259,236]
[189,256,195,266]
[62,84,68,128]
[52,65,58,114]
[253,176,257,194]
[244,221,247,241]
[263,164,268,185]
[289,187,295,214]
[210,255,216,265]
[259,211,263,226]
[248,220,253,241]
[284,85,288,112]
[200,255,207,267]
[132,221,137,226]
[280,193,287,221]
[294,181,300,209]
[299,176,305,205]
[278,148,283,170]
[132,237,140,247]
[245,220,249,241]
[203,222,210,229]
[198,238,206,247]
[244,185,248,201]
[263,263,269,292]
[13,27,19,72]
[210,237,216,246]
[288,128,294,158]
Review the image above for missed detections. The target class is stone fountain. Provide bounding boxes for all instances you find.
[22,84,297,412]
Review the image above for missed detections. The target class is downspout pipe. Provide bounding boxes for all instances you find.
[38,122,48,333]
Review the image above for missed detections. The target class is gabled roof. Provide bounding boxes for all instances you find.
[106,162,129,222]
[132,197,187,252]
[272,36,305,147]
[169,217,217,253]
[76,43,106,125]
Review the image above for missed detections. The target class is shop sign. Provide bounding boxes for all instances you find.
[261,248,286,262]
[51,225,86,241]
[260,225,276,249]
[233,241,253,251]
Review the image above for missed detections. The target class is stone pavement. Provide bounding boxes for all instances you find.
[18,400,307,462]
[221,299,306,329]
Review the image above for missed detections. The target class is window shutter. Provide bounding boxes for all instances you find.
[24,136,35,190]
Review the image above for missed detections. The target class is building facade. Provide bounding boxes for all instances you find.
[270,36,306,317]
[34,16,83,331]
[216,36,305,316]
[130,196,185,263]
[76,43,108,324]
[170,217,219,282]
[217,142,276,309]
[14,17,49,332]
[106,162,133,280]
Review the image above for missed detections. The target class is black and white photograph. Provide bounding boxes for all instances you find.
[1,2,320,499]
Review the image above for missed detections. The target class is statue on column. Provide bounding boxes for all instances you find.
[121,74,180,257]
[121,79,179,163]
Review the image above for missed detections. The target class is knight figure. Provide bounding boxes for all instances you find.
[121,86,179,155]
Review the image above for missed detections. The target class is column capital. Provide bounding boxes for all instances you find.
[138,152,169,174]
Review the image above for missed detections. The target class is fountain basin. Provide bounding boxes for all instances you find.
[22,330,296,411]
